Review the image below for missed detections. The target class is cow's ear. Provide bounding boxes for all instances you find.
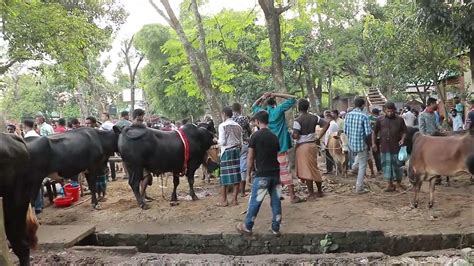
[113,126,121,135]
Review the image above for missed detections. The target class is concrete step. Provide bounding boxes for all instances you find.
[72,245,138,254]
[37,225,96,249]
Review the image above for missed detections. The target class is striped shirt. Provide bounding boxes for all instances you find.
[344,108,371,153]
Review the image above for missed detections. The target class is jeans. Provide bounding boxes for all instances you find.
[34,187,44,212]
[244,176,282,232]
[354,150,368,191]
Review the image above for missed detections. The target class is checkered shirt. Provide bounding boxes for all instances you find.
[344,108,372,153]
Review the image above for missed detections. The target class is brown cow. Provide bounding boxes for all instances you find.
[327,132,349,177]
[408,131,474,208]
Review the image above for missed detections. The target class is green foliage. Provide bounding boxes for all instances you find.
[1,0,126,79]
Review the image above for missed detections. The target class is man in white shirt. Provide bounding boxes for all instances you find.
[23,119,40,138]
[323,111,340,174]
[100,112,115,131]
[401,106,416,127]
[217,107,243,207]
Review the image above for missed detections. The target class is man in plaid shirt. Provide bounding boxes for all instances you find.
[344,97,372,194]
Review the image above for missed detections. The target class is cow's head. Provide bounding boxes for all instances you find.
[332,132,349,154]
[98,126,121,155]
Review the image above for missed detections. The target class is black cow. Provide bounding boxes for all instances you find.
[118,123,215,209]
[0,133,34,266]
[21,127,120,210]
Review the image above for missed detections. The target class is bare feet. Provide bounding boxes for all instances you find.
[215,202,229,207]
[231,200,239,206]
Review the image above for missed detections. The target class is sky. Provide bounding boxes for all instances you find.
[104,0,259,80]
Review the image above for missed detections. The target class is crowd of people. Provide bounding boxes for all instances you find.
[3,94,473,236]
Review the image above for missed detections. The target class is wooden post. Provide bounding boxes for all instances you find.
[0,197,13,266]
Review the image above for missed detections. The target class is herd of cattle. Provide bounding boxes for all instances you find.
[0,123,473,265]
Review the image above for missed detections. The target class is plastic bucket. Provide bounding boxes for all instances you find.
[64,184,80,202]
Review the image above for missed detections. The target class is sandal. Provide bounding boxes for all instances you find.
[236,223,252,236]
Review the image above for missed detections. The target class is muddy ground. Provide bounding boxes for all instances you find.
[24,248,473,265]
[37,162,474,236]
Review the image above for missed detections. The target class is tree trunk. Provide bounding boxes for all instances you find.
[316,77,323,109]
[327,73,334,110]
[303,57,318,113]
[76,85,88,121]
[258,0,290,93]
[150,0,222,122]
[130,85,135,114]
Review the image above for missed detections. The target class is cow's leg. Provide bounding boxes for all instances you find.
[428,176,437,208]
[85,172,99,209]
[171,173,180,202]
[4,201,30,266]
[413,178,422,208]
[127,165,147,209]
[445,176,450,187]
[187,173,199,201]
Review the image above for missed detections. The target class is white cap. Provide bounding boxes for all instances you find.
[100,121,114,131]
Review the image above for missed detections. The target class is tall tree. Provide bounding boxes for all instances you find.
[149,0,223,122]
[121,36,144,113]
[258,0,292,93]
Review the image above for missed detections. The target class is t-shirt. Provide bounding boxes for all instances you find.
[54,126,66,134]
[39,122,54,136]
[115,119,132,129]
[100,120,114,131]
[293,112,324,144]
[402,111,416,127]
[248,128,280,177]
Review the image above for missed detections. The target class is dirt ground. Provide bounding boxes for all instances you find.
[37,160,474,236]
[23,248,473,265]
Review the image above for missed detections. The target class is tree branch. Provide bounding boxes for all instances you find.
[132,55,145,80]
[148,0,173,26]
[0,59,19,75]
[276,5,292,15]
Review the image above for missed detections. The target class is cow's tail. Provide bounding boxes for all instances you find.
[466,154,474,175]
[26,204,39,249]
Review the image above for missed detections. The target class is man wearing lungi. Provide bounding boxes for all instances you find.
[372,102,407,192]
[217,107,243,207]
[292,99,329,199]
[252,92,303,203]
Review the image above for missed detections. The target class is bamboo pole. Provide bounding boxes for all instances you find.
[0,197,13,266]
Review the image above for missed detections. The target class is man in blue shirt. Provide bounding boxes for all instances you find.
[252,92,303,203]
[344,97,372,194]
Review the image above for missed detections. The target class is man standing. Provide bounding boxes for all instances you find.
[331,110,344,132]
[232,103,252,197]
[292,100,329,199]
[6,124,17,135]
[372,102,407,192]
[464,99,474,130]
[100,112,114,131]
[36,115,54,137]
[84,116,108,201]
[252,92,302,203]
[419,97,440,135]
[115,111,132,130]
[217,107,242,206]
[23,119,40,138]
[402,106,416,127]
[322,111,340,175]
[344,97,372,194]
[236,110,282,236]
[54,118,67,134]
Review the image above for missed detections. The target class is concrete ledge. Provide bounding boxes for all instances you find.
[87,231,474,256]
[72,245,137,254]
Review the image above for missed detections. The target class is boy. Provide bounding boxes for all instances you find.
[236,110,282,236]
